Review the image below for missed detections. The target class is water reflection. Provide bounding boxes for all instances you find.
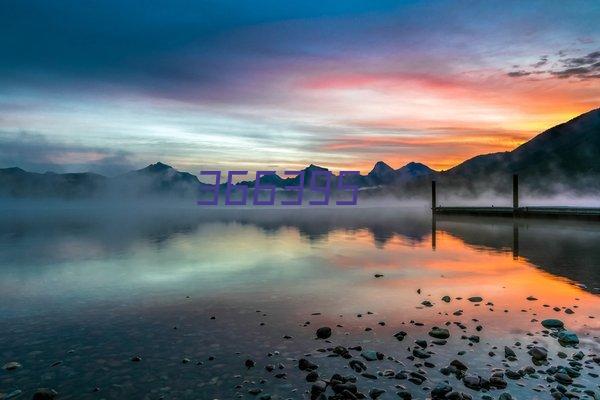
[434,215,600,293]
[0,207,598,399]
[1,208,599,294]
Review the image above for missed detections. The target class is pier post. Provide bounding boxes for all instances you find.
[513,174,519,209]
[431,180,437,211]
[512,221,519,260]
[431,214,437,251]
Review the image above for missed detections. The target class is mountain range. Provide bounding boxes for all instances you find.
[1,108,599,200]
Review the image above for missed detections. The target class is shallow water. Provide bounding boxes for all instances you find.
[0,207,599,399]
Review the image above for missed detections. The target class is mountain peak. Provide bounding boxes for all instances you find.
[369,161,394,175]
[139,162,174,173]
[305,164,328,171]
[0,167,26,174]
[398,162,433,172]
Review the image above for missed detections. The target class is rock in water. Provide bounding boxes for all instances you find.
[431,382,452,397]
[412,348,430,359]
[369,388,385,399]
[429,327,450,339]
[298,358,318,371]
[450,359,468,371]
[2,362,21,371]
[468,296,483,302]
[462,374,482,390]
[316,326,332,339]
[557,331,579,346]
[504,346,516,358]
[32,388,58,400]
[528,346,547,360]
[541,319,564,329]
[397,391,412,399]
[361,350,380,361]
[554,372,573,384]
[441,295,451,303]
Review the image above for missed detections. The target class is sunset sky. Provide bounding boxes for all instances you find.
[1,0,599,176]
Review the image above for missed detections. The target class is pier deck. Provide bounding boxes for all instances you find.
[434,206,600,220]
[431,175,599,220]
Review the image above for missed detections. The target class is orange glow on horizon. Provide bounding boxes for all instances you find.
[295,69,599,172]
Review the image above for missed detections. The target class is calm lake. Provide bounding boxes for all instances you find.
[0,206,599,399]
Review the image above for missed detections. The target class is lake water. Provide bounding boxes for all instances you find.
[0,207,599,400]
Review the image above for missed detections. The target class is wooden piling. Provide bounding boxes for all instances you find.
[512,221,519,259]
[513,174,519,209]
[434,173,600,220]
[431,180,437,211]
[431,214,437,250]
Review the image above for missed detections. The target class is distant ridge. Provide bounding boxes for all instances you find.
[444,107,600,193]
[1,108,599,199]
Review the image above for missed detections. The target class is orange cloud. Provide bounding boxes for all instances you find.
[295,68,599,170]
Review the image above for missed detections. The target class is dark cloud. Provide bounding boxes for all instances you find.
[551,66,600,79]
[0,131,136,176]
[531,55,548,68]
[553,51,600,79]
[561,51,600,67]
[507,70,532,77]
[508,49,600,80]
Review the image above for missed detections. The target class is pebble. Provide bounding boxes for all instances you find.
[528,346,548,361]
[504,346,516,358]
[2,362,21,371]
[541,319,564,329]
[361,350,382,361]
[298,358,318,371]
[429,327,450,339]
[412,348,430,359]
[316,326,332,339]
[369,388,385,398]
[32,388,58,400]
[557,331,579,345]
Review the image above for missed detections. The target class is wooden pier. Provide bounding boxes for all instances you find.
[432,175,600,220]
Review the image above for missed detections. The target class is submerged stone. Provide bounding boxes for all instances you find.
[504,346,516,358]
[361,350,381,361]
[429,327,450,339]
[557,331,579,346]
[32,388,58,400]
[541,319,564,329]
[316,326,332,339]
[528,346,548,360]
[369,388,385,398]
[2,362,21,371]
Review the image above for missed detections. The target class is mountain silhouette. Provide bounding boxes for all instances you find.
[442,107,600,194]
[368,161,396,185]
[1,108,599,199]
[0,167,107,198]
